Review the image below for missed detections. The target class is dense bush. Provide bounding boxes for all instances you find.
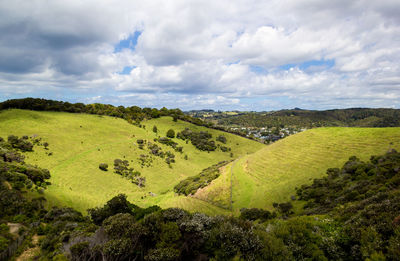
[296,149,400,259]
[88,194,135,225]
[240,208,276,221]
[174,161,229,195]
[0,136,50,257]
[7,135,34,151]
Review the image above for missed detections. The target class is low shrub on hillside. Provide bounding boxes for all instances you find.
[99,163,108,171]
[113,159,145,187]
[155,137,183,153]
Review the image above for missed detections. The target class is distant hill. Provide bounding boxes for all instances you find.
[207,108,400,128]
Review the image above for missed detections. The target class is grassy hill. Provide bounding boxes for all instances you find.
[2,109,399,217]
[199,127,400,213]
[0,109,264,214]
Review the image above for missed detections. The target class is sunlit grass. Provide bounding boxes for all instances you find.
[0,109,264,214]
[201,127,400,212]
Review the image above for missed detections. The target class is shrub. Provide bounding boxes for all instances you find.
[99,163,108,171]
[216,135,227,144]
[240,208,275,221]
[166,129,175,138]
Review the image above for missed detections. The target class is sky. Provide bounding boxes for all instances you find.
[0,0,399,111]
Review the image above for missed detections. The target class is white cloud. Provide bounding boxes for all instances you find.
[0,0,399,110]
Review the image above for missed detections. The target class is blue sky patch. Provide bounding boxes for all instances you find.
[279,59,335,71]
[114,31,142,53]
[250,65,267,74]
[119,66,136,75]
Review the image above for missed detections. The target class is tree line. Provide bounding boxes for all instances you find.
[0,98,260,142]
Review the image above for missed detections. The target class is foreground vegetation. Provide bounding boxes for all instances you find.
[2,135,400,260]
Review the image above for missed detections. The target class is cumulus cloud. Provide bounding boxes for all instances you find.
[0,0,399,110]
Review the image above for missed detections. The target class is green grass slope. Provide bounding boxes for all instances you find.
[0,109,264,215]
[200,127,400,213]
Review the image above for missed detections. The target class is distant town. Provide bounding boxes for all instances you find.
[185,109,307,143]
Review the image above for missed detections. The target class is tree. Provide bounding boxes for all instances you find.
[43,142,49,150]
[153,125,158,133]
[166,129,175,138]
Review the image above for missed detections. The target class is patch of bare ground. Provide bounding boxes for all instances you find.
[16,235,41,261]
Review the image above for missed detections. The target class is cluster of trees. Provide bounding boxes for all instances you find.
[113,159,145,187]
[176,128,217,151]
[40,195,271,260]
[174,161,229,196]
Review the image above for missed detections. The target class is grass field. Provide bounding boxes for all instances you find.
[199,127,400,214]
[0,109,264,215]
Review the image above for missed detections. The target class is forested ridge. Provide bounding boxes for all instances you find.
[213,108,400,128]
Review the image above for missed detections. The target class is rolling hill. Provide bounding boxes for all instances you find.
[197,127,400,213]
[0,109,264,215]
[1,109,399,217]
